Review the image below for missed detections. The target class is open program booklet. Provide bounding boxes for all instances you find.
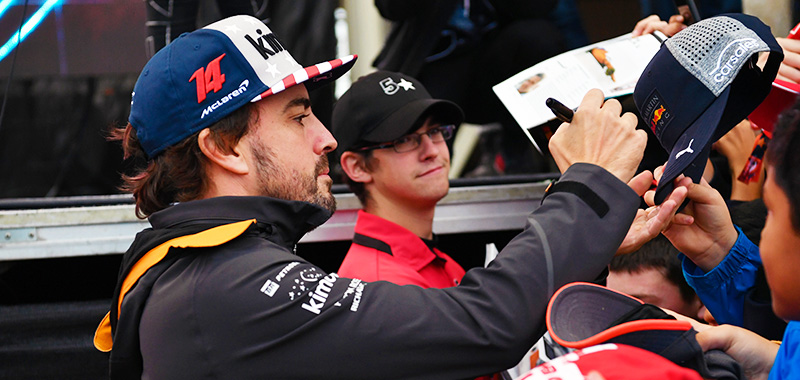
[493,31,667,134]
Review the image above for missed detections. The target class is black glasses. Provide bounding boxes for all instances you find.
[356,124,455,153]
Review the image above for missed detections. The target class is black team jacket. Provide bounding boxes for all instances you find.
[94,163,638,379]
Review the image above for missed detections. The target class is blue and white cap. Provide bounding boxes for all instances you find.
[634,14,782,204]
[129,15,356,158]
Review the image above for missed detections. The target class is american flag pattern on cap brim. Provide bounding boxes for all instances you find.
[251,55,356,102]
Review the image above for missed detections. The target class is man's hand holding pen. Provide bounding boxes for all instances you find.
[547,89,646,184]
[546,97,574,123]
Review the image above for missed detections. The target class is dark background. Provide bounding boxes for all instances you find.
[0,0,344,199]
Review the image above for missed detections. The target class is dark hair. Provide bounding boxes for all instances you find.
[609,235,697,304]
[108,103,256,218]
[766,98,800,232]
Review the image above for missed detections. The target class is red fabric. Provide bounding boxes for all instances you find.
[516,344,702,380]
[337,210,465,288]
[748,79,800,135]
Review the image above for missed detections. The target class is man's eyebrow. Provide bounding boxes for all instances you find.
[283,97,312,113]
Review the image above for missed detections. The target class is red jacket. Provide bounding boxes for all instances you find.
[337,210,465,288]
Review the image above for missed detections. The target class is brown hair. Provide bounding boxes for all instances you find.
[609,234,697,304]
[108,103,256,218]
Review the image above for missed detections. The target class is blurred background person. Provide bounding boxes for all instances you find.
[607,234,707,321]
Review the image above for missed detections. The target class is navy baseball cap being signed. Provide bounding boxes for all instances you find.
[634,14,782,205]
[129,15,356,158]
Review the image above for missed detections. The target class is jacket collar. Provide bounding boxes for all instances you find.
[148,196,332,248]
[354,210,441,271]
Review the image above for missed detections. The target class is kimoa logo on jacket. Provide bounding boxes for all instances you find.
[301,272,339,315]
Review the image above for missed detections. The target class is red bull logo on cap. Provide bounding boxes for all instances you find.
[651,105,666,131]
[644,90,673,136]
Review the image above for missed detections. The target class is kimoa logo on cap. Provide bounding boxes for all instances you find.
[380,77,415,95]
[244,28,285,60]
[709,38,759,83]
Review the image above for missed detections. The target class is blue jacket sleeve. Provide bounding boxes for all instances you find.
[680,226,761,326]
[769,321,800,380]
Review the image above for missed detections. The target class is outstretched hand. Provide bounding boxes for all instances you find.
[616,170,687,255]
[696,325,779,380]
[549,89,646,184]
[644,167,738,271]
[632,14,687,37]
[665,309,778,380]
[776,37,800,83]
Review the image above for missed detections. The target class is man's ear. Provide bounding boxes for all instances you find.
[340,151,373,184]
[197,128,249,175]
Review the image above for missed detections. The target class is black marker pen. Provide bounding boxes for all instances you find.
[546,97,574,123]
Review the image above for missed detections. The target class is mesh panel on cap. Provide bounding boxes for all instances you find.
[670,17,743,67]
[665,16,769,97]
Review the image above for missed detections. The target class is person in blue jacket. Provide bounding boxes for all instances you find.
[653,97,800,379]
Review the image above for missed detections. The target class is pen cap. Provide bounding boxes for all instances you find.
[633,13,782,205]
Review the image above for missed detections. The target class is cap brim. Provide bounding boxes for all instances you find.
[250,55,357,102]
[359,97,464,144]
[654,88,730,205]
[546,282,692,349]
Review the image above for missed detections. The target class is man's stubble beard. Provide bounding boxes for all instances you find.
[251,140,336,213]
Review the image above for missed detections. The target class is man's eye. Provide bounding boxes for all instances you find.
[294,114,309,124]
[394,136,414,145]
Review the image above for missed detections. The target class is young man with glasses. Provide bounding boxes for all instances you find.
[332,71,468,287]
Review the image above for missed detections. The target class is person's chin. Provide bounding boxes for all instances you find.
[316,177,335,200]
[417,176,449,200]
[315,191,337,213]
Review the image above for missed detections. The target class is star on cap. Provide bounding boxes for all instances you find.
[265,62,280,78]
[224,24,242,34]
[397,78,415,91]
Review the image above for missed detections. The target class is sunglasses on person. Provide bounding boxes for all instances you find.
[356,124,455,153]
